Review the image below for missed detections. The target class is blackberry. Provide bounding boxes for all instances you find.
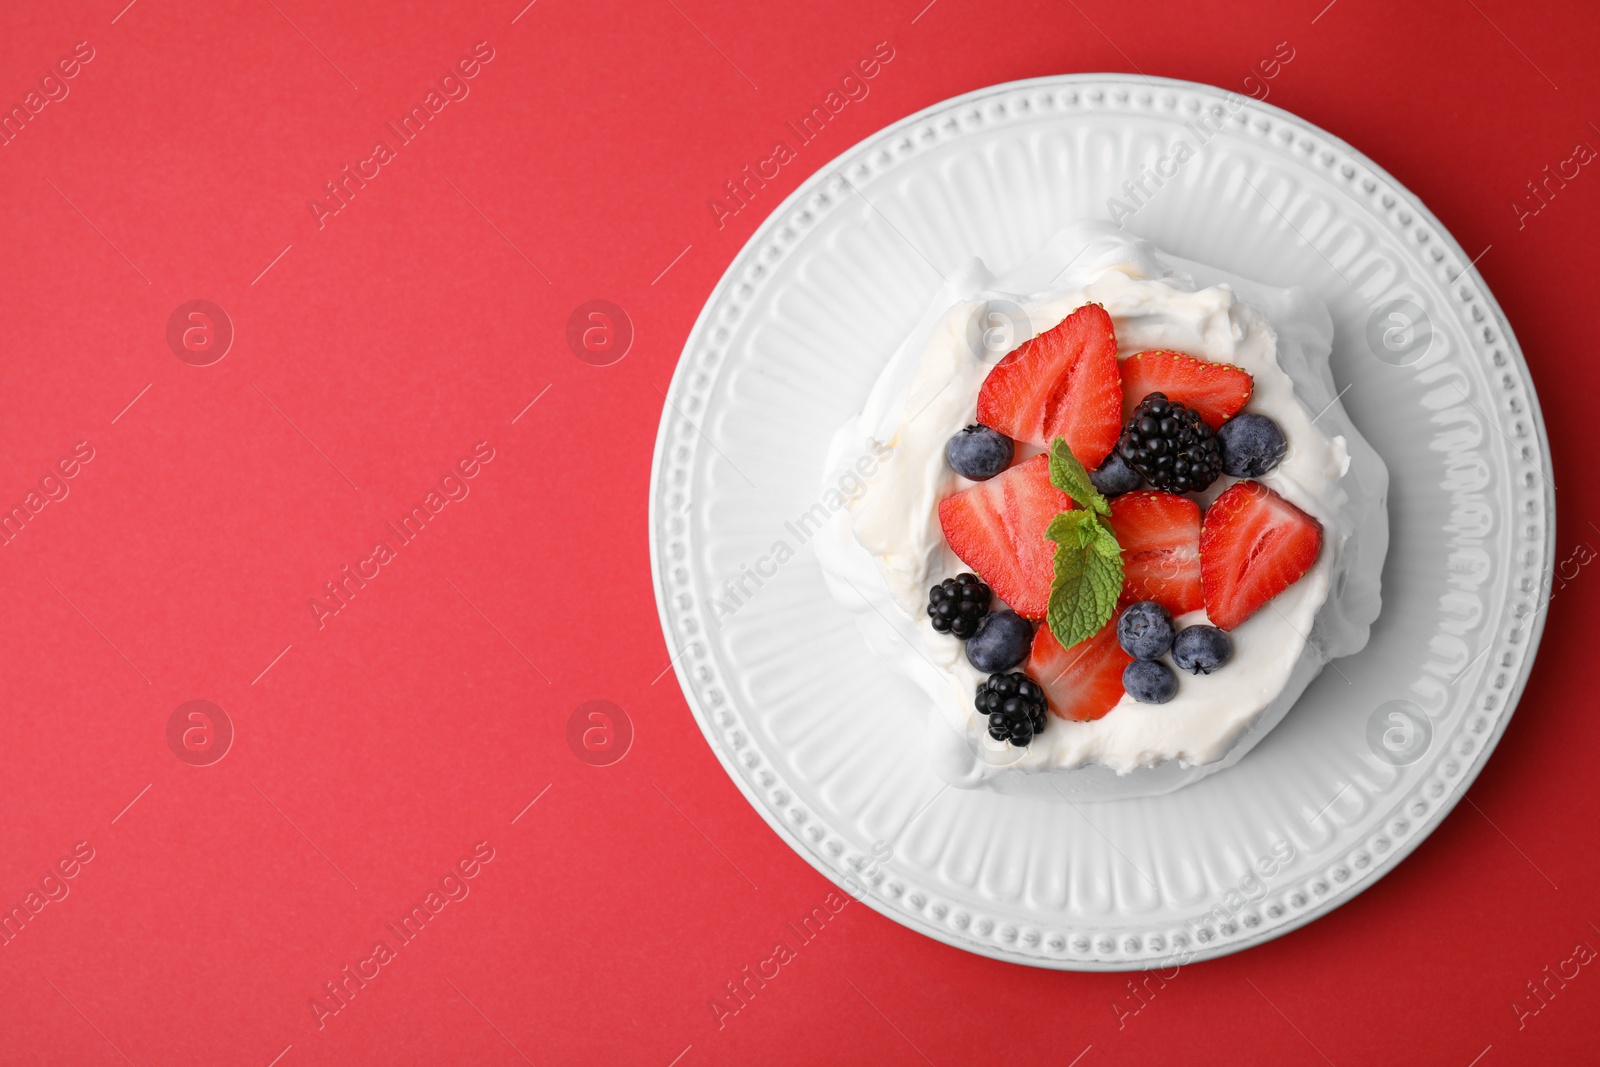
[975,672,1048,747]
[928,573,991,638]
[1115,392,1224,494]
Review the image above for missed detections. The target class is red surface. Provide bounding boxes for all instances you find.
[0,0,1594,1063]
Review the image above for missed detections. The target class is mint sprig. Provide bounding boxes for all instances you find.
[1045,439,1123,648]
[1048,437,1110,516]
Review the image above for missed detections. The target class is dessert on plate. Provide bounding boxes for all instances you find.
[815,222,1389,800]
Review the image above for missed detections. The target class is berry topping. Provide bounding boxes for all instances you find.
[927,573,992,638]
[1027,616,1132,722]
[975,672,1048,747]
[944,424,1014,481]
[1123,659,1178,704]
[1199,480,1323,630]
[965,610,1034,673]
[1107,490,1203,616]
[937,453,1072,618]
[976,303,1123,467]
[1217,413,1288,478]
[1117,600,1175,660]
[1116,393,1224,494]
[1088,450,1143,497]
[1172,624,1233,675]
[1119,350,1254,429]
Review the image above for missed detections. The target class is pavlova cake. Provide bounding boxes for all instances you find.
[815,222,1389,800]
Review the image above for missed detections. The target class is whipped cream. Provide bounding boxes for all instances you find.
[814,223,1389,800]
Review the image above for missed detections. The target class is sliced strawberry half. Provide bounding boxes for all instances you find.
[1120,350,1253,429]
[976,303,1122,467]
[1109,490,1203,615]
[1199,481,1323,630]
[937,453,1071,618]
[1028,616,1131,722]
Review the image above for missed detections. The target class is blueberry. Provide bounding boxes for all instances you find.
[1089,450,1143,497]
[1172,625,1232,675]
[1217,413,1288,478]
[945,424,1014,481]
[1123,659,1178,704]
[1116,601,1175,660]
[965,610,1033,672]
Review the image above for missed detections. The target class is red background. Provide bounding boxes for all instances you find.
[0,0,1593,1063]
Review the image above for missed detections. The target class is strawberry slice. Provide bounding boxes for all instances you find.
[1028,616,1131,722]
[976,303,1122,467]
[1120,350,1253,429]
[937,454,1071,618]
[1109,490,1203,615]
[1199,481,1323,630]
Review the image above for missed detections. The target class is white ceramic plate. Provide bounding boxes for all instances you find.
[649,74,1552,970]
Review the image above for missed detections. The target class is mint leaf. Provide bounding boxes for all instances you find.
[1048,437,1109,516]
[1044,442,1124,647]
[1089,514,1122,558]
[1045,510,1124,649]
[1046,509,1094,550]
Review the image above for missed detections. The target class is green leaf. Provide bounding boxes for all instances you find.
[1047,437,1109,516]
[1045,509,1090,548]
[1090,515,1122,558]
[1045,511,1124,649]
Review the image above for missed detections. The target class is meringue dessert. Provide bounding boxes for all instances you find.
[815,222,1389,800]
